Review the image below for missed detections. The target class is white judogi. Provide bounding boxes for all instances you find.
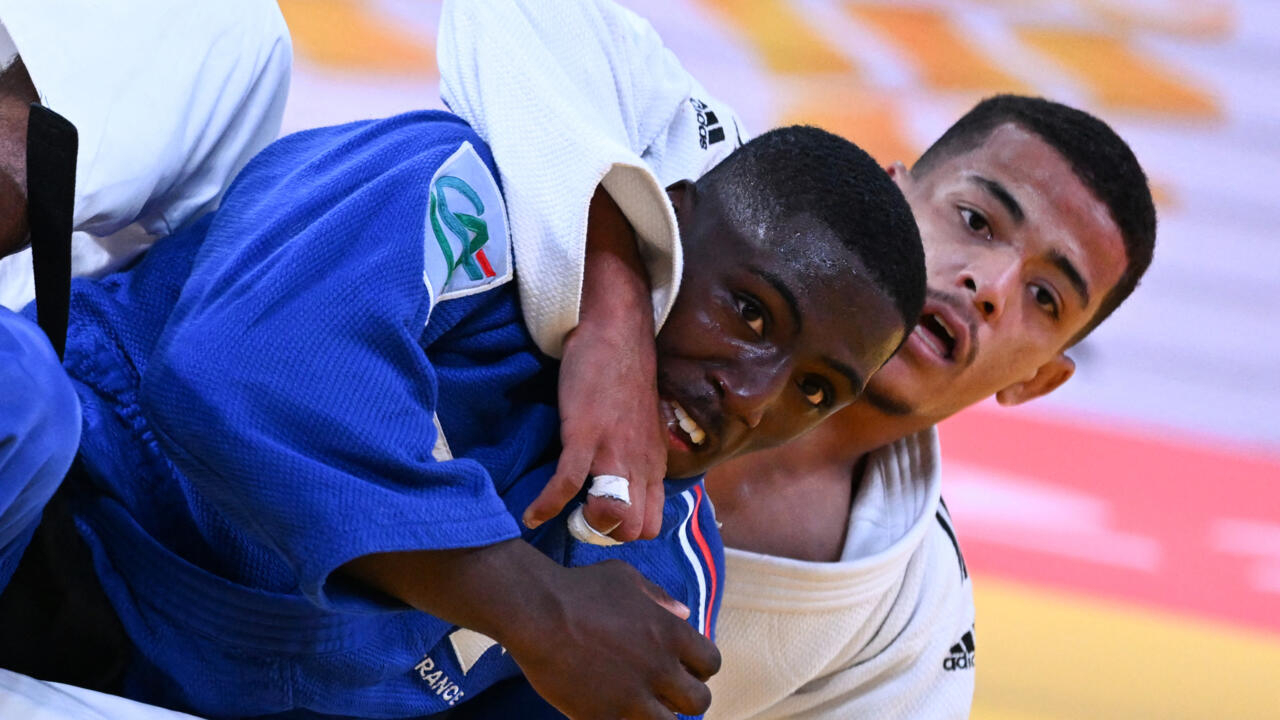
[708,430,975,719]
[439,3,976,717]
[0,669,201,720]
[0,0,292,309]
[439,0,743,356]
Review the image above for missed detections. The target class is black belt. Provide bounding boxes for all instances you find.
[0,104,130,692]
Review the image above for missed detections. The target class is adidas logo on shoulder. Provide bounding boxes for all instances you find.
[689,97,727,149]
[943,626,975,671]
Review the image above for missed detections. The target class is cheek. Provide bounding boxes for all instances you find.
[916,211,974,276]
[922,234,964,280]
[749,407,821,453]
[656,299,710,348]
[662,299,736,351]
[969,339,1037,392]
[0,172,27,255]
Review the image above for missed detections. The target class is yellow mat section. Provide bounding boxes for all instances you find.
[971,578,1280,720]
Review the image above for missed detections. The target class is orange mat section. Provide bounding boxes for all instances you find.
[695,0,856,75]
[848,4,1029,93]
[278,0,435,75]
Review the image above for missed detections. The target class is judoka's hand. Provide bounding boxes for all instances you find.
[501,558,721,720]
[523,187,667,542]
[342,542,720,720]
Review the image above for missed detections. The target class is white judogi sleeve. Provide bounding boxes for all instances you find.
[0,668,200,720]
[0,0,292,310]
[438,0,745,356]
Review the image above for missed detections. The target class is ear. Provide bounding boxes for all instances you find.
[885,162,912,192]
[665,179,697,216]
[994,354,1075,406]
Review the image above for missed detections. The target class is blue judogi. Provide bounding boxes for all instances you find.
[0,308,80,589]
[54,111,721,718]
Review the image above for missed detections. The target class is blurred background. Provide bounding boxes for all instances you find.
[274,1,1280,717]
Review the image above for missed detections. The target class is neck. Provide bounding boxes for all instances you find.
[703,400,936,562]
[706,400,931,491]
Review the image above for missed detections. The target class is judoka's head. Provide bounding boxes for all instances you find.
[658,126,925,478]
[860,95,1157,424]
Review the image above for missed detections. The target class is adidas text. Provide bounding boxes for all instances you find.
[690,97,726,149]
[943,628,976,672]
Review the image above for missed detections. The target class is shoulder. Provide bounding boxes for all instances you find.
[419,127,513,305]
[160,112,512,348]
[886,495,973,647]
[885,496,976,682]
[216,111,508,276]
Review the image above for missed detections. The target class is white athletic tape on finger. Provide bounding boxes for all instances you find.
[567,504,622,546]
[587,474,631,506]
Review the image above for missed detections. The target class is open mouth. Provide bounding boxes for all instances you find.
[664,398,707,449]
[916,312,958,360]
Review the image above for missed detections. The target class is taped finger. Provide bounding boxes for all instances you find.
[567,504,622,546]
[587,474,631,505]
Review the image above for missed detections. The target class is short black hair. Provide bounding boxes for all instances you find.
[914,95,1156,344]
[699,125,926,329]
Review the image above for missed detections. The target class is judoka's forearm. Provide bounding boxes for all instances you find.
[341,540,720,719]
[570,186,663,537]
[526,186,667,543]
[341,539,566,642]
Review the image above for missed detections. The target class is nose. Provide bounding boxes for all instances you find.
[959,254,1020,322]
[712,355,791,429]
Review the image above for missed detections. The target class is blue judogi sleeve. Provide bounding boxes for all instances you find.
[136,112,521,606]
[0,308,81,588]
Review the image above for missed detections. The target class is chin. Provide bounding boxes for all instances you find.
[665,453,711,480]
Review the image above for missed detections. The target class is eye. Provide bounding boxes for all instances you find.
[959,207,992,241]
[799,376,834,409]
[1031,283,1060,319]
[735,294,766,337]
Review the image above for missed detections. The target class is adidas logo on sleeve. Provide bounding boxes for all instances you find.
[689,97,727,149]
[943,627,975,671]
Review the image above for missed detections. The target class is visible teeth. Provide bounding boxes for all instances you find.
[671,401,706,446]
[915,325,946,356]
[933,315,956,342]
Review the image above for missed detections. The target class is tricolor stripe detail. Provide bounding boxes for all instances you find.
[690,485,718,637]
[677,486,719,638]
[475,248,496,277]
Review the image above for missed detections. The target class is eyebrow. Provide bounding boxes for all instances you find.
[823,356,864,396]
[971,175,1024,223]
[1049,249,1090,308]
[747,264,803,332]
